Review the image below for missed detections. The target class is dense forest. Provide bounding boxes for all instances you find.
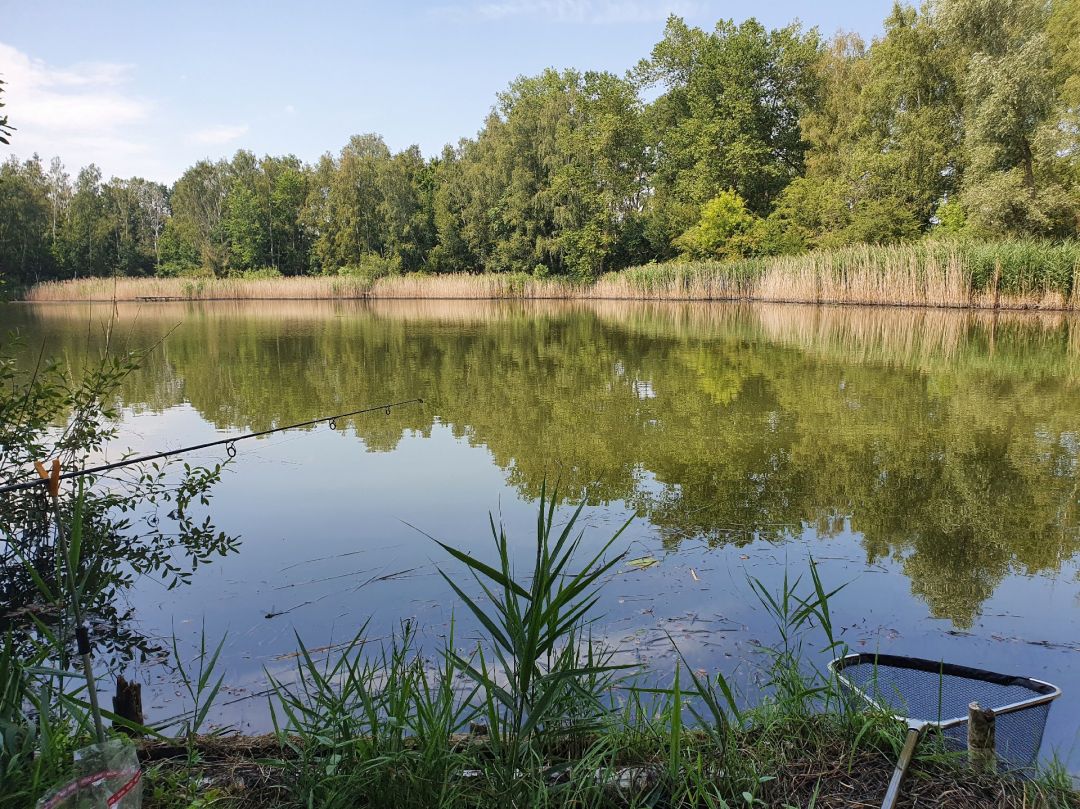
[1,0,1078,287]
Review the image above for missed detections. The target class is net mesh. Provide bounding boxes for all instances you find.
[834,654,1056,771]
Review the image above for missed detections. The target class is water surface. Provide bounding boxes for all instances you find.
[4,300,1079,767]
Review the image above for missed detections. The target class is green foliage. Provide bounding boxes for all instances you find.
[934,199,967,233]
[4,2,1080,287]
[1049,0,1080,109]
[0,332,238,666]
[268,621,476,809]
[745,558,846,717]
[0,330,239,807]
[0,77,13,145]
[238,266,282,280]
[636,16,820,225]
[0,157,53,286]
[0,635,80,807]
[337,252,401,281]
[940,0,1075,236]
[675,190,763,260]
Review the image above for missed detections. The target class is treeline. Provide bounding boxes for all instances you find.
[1,0,1078,287]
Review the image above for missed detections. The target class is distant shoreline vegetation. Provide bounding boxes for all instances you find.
[23,241,1080,311]
[2,2,1079,291]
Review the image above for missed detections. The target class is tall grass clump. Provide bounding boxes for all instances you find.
[958,239,1080,299]
[266,485,632,807]
[267,621,478,809]
[433,484,631,801]
[0,635,83,806]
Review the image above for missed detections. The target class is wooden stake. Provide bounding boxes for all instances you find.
[112,676,144,735]
[968,701,996,773]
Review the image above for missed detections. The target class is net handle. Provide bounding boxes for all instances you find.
[882,724,922,809]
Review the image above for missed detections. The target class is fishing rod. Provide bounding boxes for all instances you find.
[0,397,425,496]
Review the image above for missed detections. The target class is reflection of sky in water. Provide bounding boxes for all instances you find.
[4,300,1080,773]
[109,410,1080,771]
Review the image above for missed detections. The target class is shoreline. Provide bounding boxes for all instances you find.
[16,290,1080,313]
[21,241,1080,312]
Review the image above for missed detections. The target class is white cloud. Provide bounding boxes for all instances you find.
[434,0,703,23]
[188,123,249,145]
[284,104,296,116]
[0,41,166,178]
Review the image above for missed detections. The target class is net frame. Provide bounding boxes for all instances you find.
[830,653,1060,809]
[829,652,1060,733]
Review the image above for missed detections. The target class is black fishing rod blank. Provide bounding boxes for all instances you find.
[0,397,424,496]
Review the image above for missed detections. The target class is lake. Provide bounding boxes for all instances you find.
[3,299,1079,769]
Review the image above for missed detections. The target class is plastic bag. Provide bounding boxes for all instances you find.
[36,738,142,809]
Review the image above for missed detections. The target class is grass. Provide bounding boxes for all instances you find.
[5,487,1079,808]
[23,239,1080,310]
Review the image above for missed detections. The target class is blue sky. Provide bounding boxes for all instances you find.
[2,1,896,183]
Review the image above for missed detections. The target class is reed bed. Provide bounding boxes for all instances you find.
[24,273,581,303]
[596,241,1080,309]
[24,240,1080,310]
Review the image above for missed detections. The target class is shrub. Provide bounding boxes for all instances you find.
[338,253,402,281]
[675,190,763,261]
[239,266,283,280]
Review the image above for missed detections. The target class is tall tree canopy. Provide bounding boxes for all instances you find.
[1,2,1079,288]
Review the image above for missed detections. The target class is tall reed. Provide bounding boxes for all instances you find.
[25,240,1080,310]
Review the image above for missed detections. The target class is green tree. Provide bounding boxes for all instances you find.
[429,145,479,273]
[431,121,513,274]
[941,0,1074,235]
[303,134,395,273]
[166,159,229,273]
[102,177,164,276]
[855,3,962,230]
[0,157,53,286]
[763,176,851,253]
[1049,0,1080,109]
[434,69,649,277]
[377,145,436,272]
[137,178,169,271]
[674,189,762,260]
[783,7,963,248]
[552,70,650,275]
[636,15,819,250]
[222,150,268,273]
[266,155,313,276]
[62,165,110,278]
[799,33,869,181]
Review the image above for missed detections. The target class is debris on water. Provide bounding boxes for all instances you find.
[264,600,313,619]
[627,556,659,570]
[690,568,700,581]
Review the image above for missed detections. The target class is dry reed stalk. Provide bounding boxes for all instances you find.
[22,241,1080,311]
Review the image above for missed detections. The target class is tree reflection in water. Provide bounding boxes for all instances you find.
[9,299,1080,630]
